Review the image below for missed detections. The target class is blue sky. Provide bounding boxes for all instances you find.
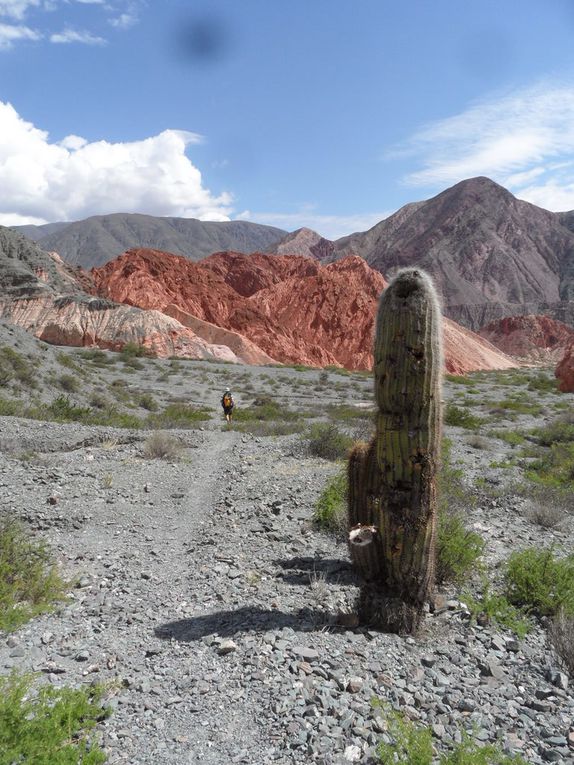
[1,0,574,238]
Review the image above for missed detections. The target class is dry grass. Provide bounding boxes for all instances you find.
[549,611,574,675]
[142,432,182,460]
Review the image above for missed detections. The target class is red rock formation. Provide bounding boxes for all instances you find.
[92,248,518,373]
[556,343,574,393]
[478,315,574,363]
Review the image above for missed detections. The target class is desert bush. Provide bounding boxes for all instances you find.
[120,341,152,359]
[444,403,483,430]
[528,376,558,393]
[465,434,491,450]
[0,519,68,631]
[314,468,347,534]
[490,397,543,416]
[488,429,525,447]
[234,396,299,423]
[89,392,110,409]
[436,513,485,585]
[306,422,354,461]
[445,373,475,385]
[57,373,80,393]
[0,672,109,764]
[534,413,574,446]
[438,438,477,514]
[80,348,112,364]
[505,547,574,616]
[326,404,374,423]
[137,392,158,411]
[525,502,564,529]
[232,420,303,437]
[143,432,182,460]
[548,610,574,675]
[148,402,211,428]
[0,396,22,416]
[47,395,92,423]
[0,346,36,387]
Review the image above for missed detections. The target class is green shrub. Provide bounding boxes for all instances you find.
[534,413,574,446]
[462,581,531,638]
[444,403,483,430]
[526,442,574,489]
[445,373,474,385]
[436,512,485,585]
[0,520,68,631]
[0,672,109,764]
[314,469,347,533]
[488,429,525,446]
[147,402,211,428]
[505,547,574,616]
[375,704,433,765]
[306,422,354,461]
[374,704,526,765]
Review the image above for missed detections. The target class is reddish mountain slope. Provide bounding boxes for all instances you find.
[333,177,574,329]
[478,315,574,363]
[92,248,518,373]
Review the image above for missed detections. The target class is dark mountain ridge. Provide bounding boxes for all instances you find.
[13,214,287,269]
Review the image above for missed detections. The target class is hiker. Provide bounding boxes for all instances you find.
[221,387,235,423]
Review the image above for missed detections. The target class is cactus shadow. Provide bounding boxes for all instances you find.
[154,605,329,642]
[273,556,358,586]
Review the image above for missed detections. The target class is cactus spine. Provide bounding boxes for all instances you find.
[348,268,442,633]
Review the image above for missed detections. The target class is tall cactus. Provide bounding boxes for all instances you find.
[348,268,443,633]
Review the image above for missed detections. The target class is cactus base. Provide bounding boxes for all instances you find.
[358,585,425,634]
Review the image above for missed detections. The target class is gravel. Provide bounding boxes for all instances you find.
[1,356,574,764]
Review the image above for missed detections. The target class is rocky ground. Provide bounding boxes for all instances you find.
[1,335,574,764]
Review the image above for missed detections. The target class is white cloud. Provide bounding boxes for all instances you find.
[236,209,390,240]
[50,26,105,43]
[0,21,40,46]
[0,101,233,224]
[109,11,136,29]
[396,82,574,211]
[0,0,41,20]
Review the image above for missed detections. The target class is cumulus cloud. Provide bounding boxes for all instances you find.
[50,27,105,43]
[236,209,390,240]
[396,82,574,211]
[0,21,40,46]
[0,101,233,225]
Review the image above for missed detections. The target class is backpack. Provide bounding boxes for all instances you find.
[223,393,233,407]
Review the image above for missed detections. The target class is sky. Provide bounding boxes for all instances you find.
[1,0,574,238]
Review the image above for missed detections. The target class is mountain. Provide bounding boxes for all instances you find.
[267,227,335,260]
[0,226,272,364]
[91,247,518,373]
[12,214,287,268]
[331,177,574,330]
[478,315,574,363]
